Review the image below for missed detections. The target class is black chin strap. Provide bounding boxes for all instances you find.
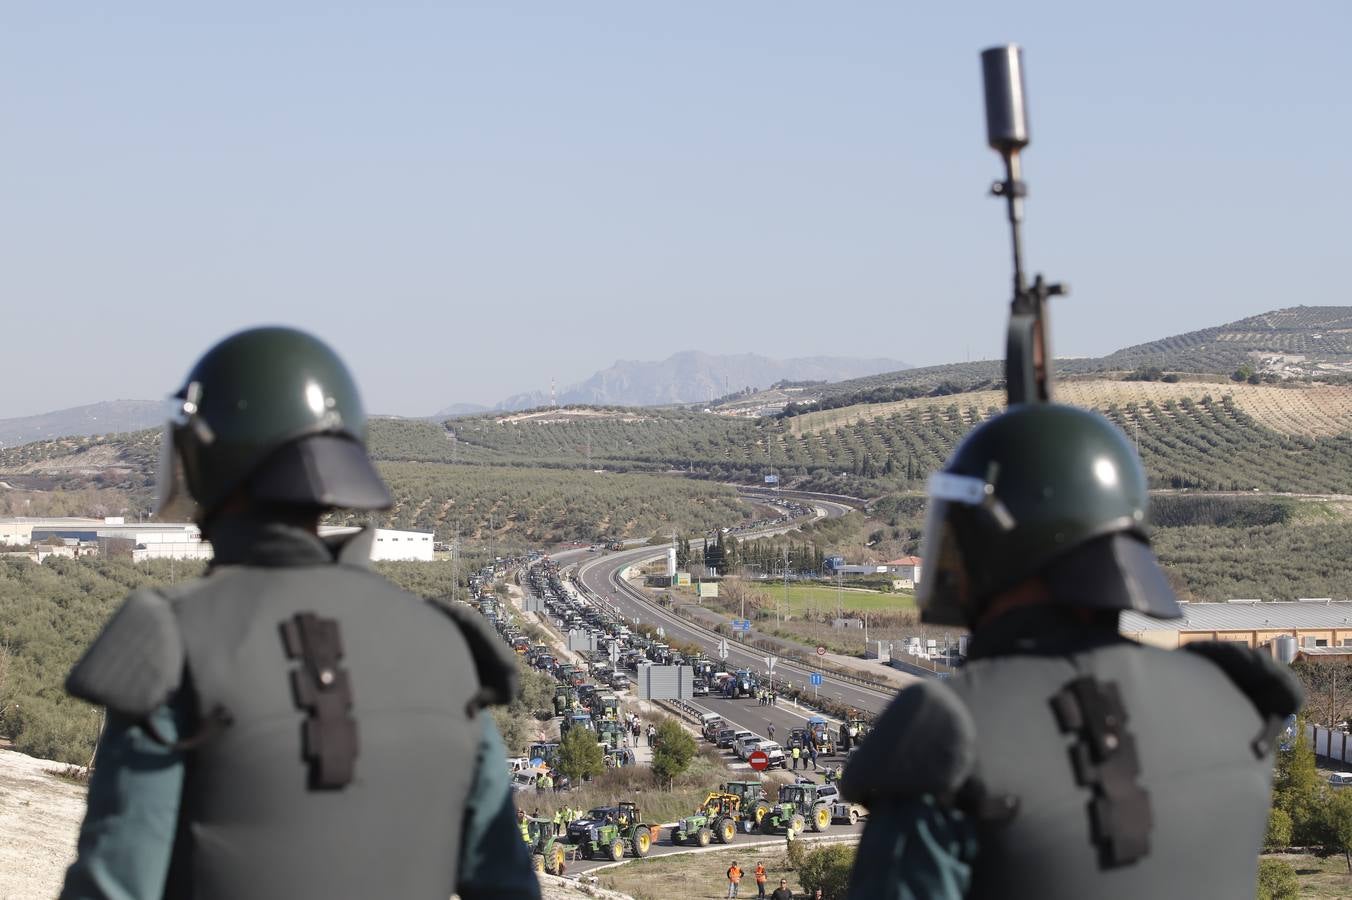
[1051,676,1152,868]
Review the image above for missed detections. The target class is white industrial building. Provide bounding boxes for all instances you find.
[0,517,435,563]
[318,526,435,562]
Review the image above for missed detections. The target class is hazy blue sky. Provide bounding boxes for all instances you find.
[3,2,1346,417]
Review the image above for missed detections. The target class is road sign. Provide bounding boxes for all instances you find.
[810,673,824,686]
[718,639,729,661]
[733,619,751,632]
[765,655,778,672]
[815,645,827,657]
[748,750,770,771]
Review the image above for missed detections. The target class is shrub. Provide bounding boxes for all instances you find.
[651,718,697,786]
[557,725,605,784]
[795,844,856,900]
[1256,859,1298,900]
[1264,807,1293,851]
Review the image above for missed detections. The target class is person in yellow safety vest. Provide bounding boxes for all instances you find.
[541,772,554,792]
[790,745,801,770]
[517,809,532,846]
[553,808,564,836]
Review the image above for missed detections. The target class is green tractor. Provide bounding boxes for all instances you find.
[553,686,575,716]
[595,718,625,750]
[761,783,832,835]
[720,780,772,830]
[673,793,741,846]
[566,802,656,860]
[524,817,568,875]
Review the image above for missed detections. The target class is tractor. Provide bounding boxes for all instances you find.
[566,802,656,860]
[840,716,871,753]
[806,716,837,755]
[720,781,772,830]
[595,719,625,750]
[524,817,568,875]
[673,794,740,846]
[527,741,560,769]
[760,783,832,835]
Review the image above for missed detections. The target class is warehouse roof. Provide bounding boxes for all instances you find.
[1122,601,1352,633]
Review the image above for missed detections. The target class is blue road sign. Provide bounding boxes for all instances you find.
[733,619,751,632]
[810,673,823,687]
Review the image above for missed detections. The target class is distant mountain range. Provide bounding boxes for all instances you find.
[0,400,164,448]
[9,307,1350,445]
[435,351,911,417]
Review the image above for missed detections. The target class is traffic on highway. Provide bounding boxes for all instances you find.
[466,519,879,875]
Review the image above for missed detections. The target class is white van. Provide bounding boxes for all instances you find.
[1328,772,1352,788]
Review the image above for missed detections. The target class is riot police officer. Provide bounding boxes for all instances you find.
[842,404,1302,899]
[60,327,539,899]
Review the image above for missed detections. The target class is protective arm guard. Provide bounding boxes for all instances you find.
[1183,641,1304,756]
[431,601,521,710]
[66,590,184,718]
[841,680,978,807]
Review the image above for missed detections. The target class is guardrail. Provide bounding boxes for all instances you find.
[736,487,870,509]
[658,699,705,725]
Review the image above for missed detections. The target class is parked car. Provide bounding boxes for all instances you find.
[735,733,762,760]
[716,728,740,749]
[1330,772,1352,788]
[752,740,786,769]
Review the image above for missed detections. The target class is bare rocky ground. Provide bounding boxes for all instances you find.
[0,750,84,900]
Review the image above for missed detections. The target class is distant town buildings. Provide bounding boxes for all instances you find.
[0,517,434,563]
[883,556,923,588]
[823,554,924,587]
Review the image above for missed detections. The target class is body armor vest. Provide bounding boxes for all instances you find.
[949,639,1273,900]
[160,547,483,898]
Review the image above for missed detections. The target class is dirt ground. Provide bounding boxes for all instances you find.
[0,746,640,900]
[0,750,86,899]
[598,845,802,900]
[1267,852,1352,898]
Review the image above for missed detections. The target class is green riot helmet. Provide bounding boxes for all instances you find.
[155,326,393,520]
[917,403,1181,628]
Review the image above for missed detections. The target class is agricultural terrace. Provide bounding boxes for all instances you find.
[788,380,1352,438]
[342,462,750,543]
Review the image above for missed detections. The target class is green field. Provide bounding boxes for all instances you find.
[736,580,915,616]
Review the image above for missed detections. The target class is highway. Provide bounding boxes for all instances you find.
[564,499,902,723]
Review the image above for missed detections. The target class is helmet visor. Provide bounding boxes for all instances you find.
[154,422,199,521]
[916,473,988,626]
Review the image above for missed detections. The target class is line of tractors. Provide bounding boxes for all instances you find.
[672,779,839,848]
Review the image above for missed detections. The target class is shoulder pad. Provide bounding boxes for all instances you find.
[1183,641,1303,722]
[66,590,183,718]
[430,601,520,707]
[840,679,976,808]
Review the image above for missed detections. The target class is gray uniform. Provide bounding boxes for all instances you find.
[843,608,1296,900]
[62,515,538,900]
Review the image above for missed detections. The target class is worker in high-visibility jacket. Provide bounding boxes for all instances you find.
[518,809,533,845]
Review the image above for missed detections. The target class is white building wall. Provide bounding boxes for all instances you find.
[0,522,34,546]
[369,529,435,562]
